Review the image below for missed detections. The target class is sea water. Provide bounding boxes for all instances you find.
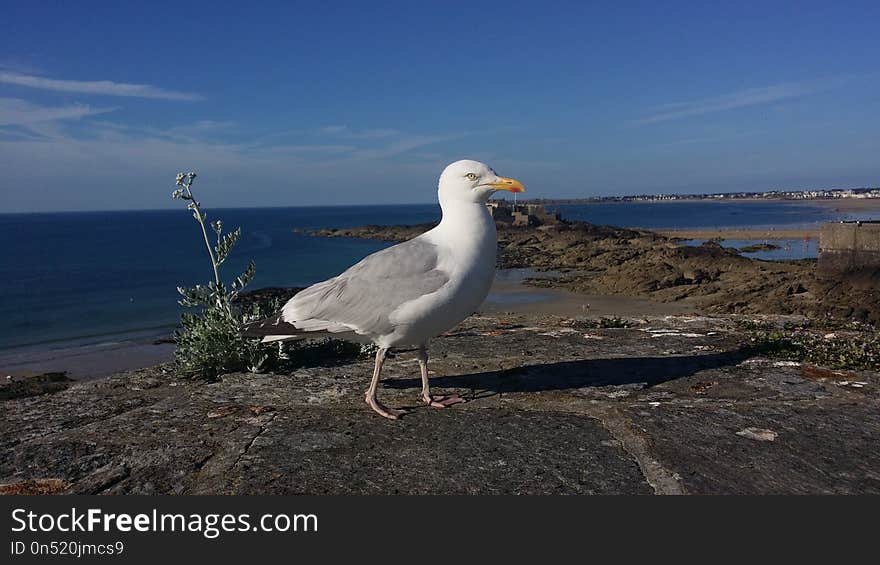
[0,200,875,350]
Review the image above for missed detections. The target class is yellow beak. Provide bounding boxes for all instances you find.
[486,176,525,193]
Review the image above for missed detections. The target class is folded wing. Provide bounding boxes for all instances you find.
[281,237,449,338]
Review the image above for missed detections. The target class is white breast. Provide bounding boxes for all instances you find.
[382,202,497,347]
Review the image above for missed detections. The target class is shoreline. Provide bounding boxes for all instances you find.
[6,202,879,381]
[0,334,175,382]
[538,197,880,213]
[0,270,692,381]
[656,228,820,240]
[485,271,695,317]
[309,219,880,326]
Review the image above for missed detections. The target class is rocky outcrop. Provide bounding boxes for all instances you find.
[308,221,880,324]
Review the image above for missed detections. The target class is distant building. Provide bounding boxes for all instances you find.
[486,201,561,227]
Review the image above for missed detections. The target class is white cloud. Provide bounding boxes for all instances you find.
[319,125,402,139]
[319,125,348,134]
[0,131,443,211]
[259,144,357,155]
[0,71,203,101]
[350,132,465,160]
[0,112,473,211]
[246,126,462,160]
[632,79,843,125]
[0,97,115,126]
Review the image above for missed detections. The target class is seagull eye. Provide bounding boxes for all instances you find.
[465,173,478,181]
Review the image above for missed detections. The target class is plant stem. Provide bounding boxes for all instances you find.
[186,186,221,286]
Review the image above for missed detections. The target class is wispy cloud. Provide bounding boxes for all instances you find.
[0,97,115,127]
[0,97,117,142]
[259,144,357,155]
[245,125,463,160]
[315,125,468,159]
[0,107,471,204]
[0,71,203,101]
[350,132,465,160]
[632,79,843,125]
[319,125,348,134]
[0,93,480,211]
[319,125,403,140]
[0,124,456,211]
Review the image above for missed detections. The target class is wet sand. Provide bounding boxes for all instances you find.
[485,276,695,317]
[0,338,175,382]
[806,198,880,212]
[657,228,819,240]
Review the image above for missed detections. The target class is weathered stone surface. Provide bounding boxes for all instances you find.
[628,402,880,494]
[2,313,878,494]
[229,408,650,495]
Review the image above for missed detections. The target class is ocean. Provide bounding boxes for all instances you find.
[1,200,875,351]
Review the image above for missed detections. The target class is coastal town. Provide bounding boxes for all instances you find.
[526,186,880,205]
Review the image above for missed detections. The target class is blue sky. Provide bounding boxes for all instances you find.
[2,0,879,212]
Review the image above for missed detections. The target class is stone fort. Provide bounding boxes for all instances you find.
[486,201,561,227]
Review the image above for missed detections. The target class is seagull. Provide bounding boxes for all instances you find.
[248,160,524,419]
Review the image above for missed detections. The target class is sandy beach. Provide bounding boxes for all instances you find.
[800,198,880,213]
[0,337,175,382]
[486,271,695,317]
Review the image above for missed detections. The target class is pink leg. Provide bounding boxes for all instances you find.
[418,347,465,409]
[365,347,405,420]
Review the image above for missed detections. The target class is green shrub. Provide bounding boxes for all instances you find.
[170,172,372,379]
[171,172,276,378]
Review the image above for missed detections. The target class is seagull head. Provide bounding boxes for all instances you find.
[438,159,525,205]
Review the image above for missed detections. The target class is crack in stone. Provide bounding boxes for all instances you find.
[231,413,277,471]
[3,396,166,449]
[474,401,684,494]
[586,404,686,495]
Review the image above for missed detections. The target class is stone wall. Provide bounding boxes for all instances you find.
[818,221,880,277]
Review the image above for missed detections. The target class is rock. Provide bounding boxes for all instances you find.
[66,464,130,494]
[0,478,69,495]
[2,312,878,494]
[0,371,73,401]
[739,243,782,253]
[305,219,880,325]
[735,428,779,442]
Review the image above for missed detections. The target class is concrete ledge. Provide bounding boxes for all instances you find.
[818,222,880,277]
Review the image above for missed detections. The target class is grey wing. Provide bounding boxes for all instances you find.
[281,237,449,336]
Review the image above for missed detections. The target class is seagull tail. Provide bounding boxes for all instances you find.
[241,314,309,343]
[241,314,366,344]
